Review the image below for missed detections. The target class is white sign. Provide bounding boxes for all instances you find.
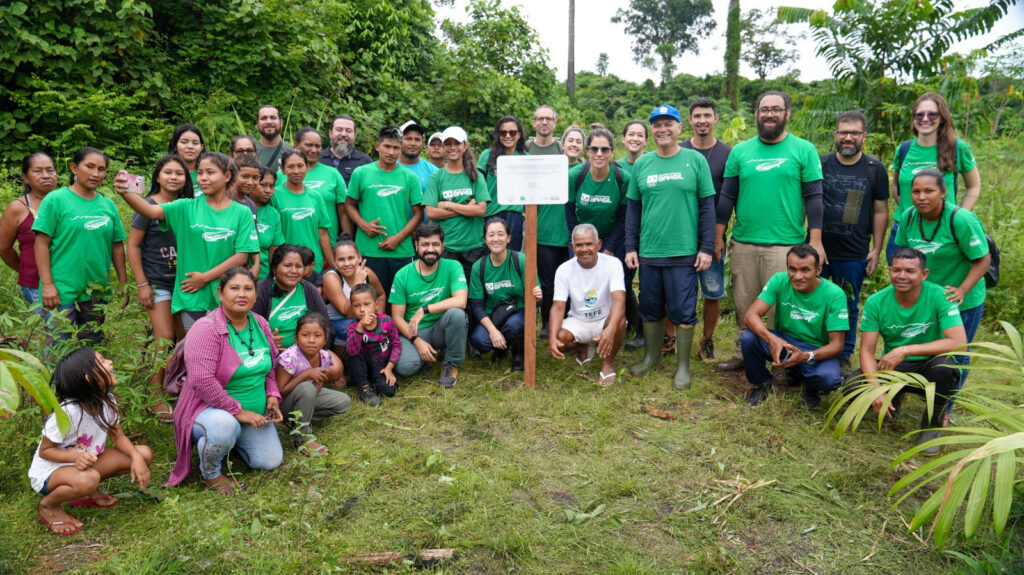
[496,155,568,205]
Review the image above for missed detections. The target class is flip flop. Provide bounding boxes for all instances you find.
[298,441,329,457]
[147,402,174,423]
[598,371,617,387]
[576,345,596,367]
[40,516,82,536]
[67,495,119,509]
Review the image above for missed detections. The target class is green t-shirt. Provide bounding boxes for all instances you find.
[159,197,258,313]
[861,283,964,361]
[756,272,849,348]
[302,162,347,243]
[225,313,272,414]
[346,162,423,259]
[468,251,537,314]
[423,169,490,252]
[568,163,630,239]
[625,149,714,257]
[31,187,127,304]
[268,286,308,349]
[389,258,468,329]
[478,148,525,216]
[529,140,570,247]
[895,203,989,310]
[724,133,823,245]
[892,139,976,215]
[255,205,285,281]
[270,187,330,272]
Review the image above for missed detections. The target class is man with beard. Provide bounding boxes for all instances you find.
[681,97,733,364]
[426,133,446,169]
[819,111,889,375]
[345,126,424,298]
[255,105,289,172]
[398,120,438,192]
[715,90,825,374]
[530,104,566,340]
[320,115,373,187]
[390,222,469,388]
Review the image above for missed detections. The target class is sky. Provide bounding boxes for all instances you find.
[435,0,1024,84]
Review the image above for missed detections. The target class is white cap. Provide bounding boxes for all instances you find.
[428,132,443,144]
[440,126,468,144]
[399,120,426,135]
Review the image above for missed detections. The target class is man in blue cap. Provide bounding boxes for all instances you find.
[624,104,717,390]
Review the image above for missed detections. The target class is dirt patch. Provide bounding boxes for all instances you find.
[547,490,577,507]
[35,538,106,573]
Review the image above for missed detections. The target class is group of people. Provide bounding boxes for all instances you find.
[12,90,993,534]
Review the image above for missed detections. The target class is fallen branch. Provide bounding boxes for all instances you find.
[345,549,455,566]
[641,403,676,420]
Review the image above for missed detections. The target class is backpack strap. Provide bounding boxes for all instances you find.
[510,250,522,277]
[573,162,591,195]
[524,139,532,152]
[611,161,624,191]
[894,139,913,197]
[949,205,961,246]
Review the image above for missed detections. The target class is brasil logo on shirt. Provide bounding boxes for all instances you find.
[373,185,403,198]
[192,224,236,242]
[243,347,267,368]
[752,158,788,172]
[73,215,111,230]
[645,172,683,188]
[485,280,514,294]
[580,193,612,205]
[442,188,473,200]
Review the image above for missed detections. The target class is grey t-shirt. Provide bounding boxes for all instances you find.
[130,197,177,291]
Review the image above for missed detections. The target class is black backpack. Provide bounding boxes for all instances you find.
[572,161,625,195]
[909,206,1001,288]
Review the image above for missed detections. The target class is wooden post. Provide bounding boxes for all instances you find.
[524,204,538,388]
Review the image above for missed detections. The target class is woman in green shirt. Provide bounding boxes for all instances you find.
[33,147,128,342]
[621,121,648,173]
[252,245,329,350]
[272,149,336,276]
[291,127,347,243]
[562,126,585,168]
[250,167,285,281]
[478,116,527,251]
[167,123,205,184]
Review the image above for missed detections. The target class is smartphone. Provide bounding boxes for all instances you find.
[778,348,792,364]
[124,173,146,195]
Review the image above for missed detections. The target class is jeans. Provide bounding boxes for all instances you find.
[496,211,524,252]
[21,286,45,317]
[885,222,900,265]
[740,329,842,392]
[330,318,355,346]
[844,356,960,429]
[395,308,469,375]
[821,259,867,360]
[364,256,411,303]
[190,407,283,480]
[46,298,103,343]
[278,381,350,446]
[949,304,985,411]
[470,310,525,352]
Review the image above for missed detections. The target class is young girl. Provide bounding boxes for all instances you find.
[167,123,205,183]
[126,154,195,422]
[252,167,284,280]
[292,127,347,244]
[0,153,58,306]
[28,348,153,535]
[322,239,387,354]
[272,149,335,274]
[344,283,401,407]
[276,312,350,456]
[115,152,259,331]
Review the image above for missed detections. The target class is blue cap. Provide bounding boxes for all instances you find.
[648,104,682,123]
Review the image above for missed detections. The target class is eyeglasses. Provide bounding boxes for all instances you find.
[757,107,787,116]
[499,130,519,137]
[913,111,940,121]
[534,117,555,123]
[587,146,612,155]
[234,148,256,155]
[834,130,864,138]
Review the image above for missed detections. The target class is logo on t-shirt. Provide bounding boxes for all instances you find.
[373,185,403,198]
[580,193,612,205]
[276,305,305,322]
[192,224,236,242]
[782,301,819,322]
[411,286,446,304]
[645,172,683,188]
[305,180,325,191]
[485,280,514,293]
[257,223,270,234]
[752,158,788,172]
[910,240,943,255]
[969,237,982,247]
[72,215,111,230]
[243,347,267,368]
[584,288,598,308]
[284,207,316,221]
[442,188,473,201]
[889,322,933,338]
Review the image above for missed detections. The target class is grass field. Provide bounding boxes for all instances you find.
[1,140,1022,573]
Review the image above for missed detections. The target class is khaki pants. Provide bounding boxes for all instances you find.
[730,241,791,351]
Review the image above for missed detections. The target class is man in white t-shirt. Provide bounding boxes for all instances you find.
[549,223,627,386]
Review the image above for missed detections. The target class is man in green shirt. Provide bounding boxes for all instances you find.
[345,126,425,298]
[390,223,469,389]
[529,104,569,340]
[716,90,826,373]
[848,247,967,455]
[624,104,716,390]
[741,244,848,408]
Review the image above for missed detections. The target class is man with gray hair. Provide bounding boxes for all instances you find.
[548,224,626,387]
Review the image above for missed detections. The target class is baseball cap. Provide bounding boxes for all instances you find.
[428,132,443,145]
[648,104,682,123]
[440,126,468,144]
[399,120,427,136]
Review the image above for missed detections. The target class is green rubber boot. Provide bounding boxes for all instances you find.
[673,325,696,390]
[630,321,665,377]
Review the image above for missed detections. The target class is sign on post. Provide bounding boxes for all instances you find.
[496,155,568,387]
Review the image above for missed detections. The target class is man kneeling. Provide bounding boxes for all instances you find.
[742,244,848,407]
[846,247,966,455]
[549,224,626,387]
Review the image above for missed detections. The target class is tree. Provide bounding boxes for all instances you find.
[596,53,610,76]
[612,0,715,84]
[741,8,803,81]
[723,0,741,108]
[568,0,576,100]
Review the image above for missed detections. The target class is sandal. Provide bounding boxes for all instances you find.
[598,370,617,387]
[204,475,243,495]
[576,345,596,367]
[147,401,174,423]
[40,515,82,536]
[662,335,676,356]
[68,492,119,508]
[298,440,329,457]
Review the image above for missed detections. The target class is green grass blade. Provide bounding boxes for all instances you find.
[992,450,1015,535]
[962,455,990,538]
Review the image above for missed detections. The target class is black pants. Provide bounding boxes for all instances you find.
[363,256,411,302]
[343,351,396,397]
[537,244,570,328]
[843,355,960,428]
[443,246,488,285]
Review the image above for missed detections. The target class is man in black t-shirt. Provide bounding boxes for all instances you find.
[820,110,890,374]
[681,97,733,365]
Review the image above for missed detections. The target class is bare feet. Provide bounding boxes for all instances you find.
[298,440,329,457]
[39,503,83,535]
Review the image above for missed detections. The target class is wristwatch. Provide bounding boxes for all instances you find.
[805,351,816,365]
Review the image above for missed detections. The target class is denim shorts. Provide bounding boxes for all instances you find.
[152,287,173,304]
[697,259,726,301]
[39,470,55,495]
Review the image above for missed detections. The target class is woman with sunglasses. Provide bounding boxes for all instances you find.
[478,116,527,251]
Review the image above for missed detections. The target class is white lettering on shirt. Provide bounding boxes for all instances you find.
[485,280,514,293]
[441,188,473,201]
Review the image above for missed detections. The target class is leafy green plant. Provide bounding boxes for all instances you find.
[0,347,67,433]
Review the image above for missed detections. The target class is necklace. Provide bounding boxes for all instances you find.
[417,260,440,284]
[917,204,945,243]
[229,314,256,356]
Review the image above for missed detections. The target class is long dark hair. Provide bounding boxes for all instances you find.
[52,347,119,436]
[167,123,206,156]
[912,92,957,174]
[148,154,195,199]
[486,116,526,174]
[21,152,56,194]
[68,147,108,185]
[197,152,237,187]
[294,311,333,349]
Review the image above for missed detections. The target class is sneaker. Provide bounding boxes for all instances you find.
[717,357,744,371]
[439,363,458,388]
[745,384,772,407]
[699,337,716,362]
[624,335,645,351]
[538,326,549,340]
[359,386,381,406]
[917,430,941,456]
[661,335,676,356]
[801,386,821,409]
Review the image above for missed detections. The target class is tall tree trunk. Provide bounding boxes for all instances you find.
[568,0,576,101]
[724,0,740,109]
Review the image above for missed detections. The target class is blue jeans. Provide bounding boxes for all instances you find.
[46,299,103,344]
[821,259,867,360]
[948,304,985,412]
[470,310,525,352]
[638,264,699,325]
[741,330,842,392]
[21,286,45,317]
[190,407,283,480]
[885,222,900,265]
[496,211,524,252]
[330,318,355,346]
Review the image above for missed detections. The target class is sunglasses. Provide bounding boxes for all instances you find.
[499,130,519,137]
[913,111,940,121]
[587,146,612,155]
